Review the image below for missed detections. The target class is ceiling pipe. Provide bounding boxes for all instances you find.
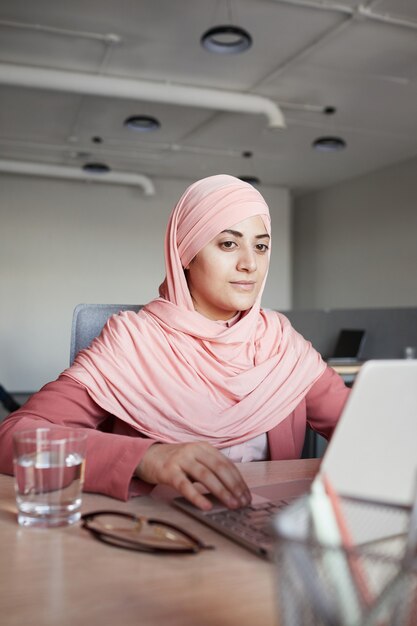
[0,159,155,195]
[274,0,417,30]
[0,19,121,43]
[357,5,417,30]
[274,0,353,15]
[0,63,285,129]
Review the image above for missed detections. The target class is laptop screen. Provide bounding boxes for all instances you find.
[320,359,417,506]
[332,329,366,359]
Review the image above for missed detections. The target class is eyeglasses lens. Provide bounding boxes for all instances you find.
[86,513,199,551]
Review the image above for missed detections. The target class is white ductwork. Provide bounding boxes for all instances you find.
[274,0,417,30]
[0,159,155,195]
[0,63,285,129]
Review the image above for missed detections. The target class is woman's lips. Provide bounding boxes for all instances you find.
[230,281,256,291]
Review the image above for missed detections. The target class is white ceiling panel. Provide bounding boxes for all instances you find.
[0,27,105,72]
[69,97,215,144]
[304,20,417,79]
[260,64,417,136]
[0,0,417,193]
[0,87,82,139]
[105,2,342,90]
[376,0,417,20]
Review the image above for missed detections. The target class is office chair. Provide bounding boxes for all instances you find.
[0,384,20,413]
[70,303,142,365]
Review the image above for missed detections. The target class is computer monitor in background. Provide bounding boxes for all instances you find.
[331,329,366,361]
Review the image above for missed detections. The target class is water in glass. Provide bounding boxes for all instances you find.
[14,448,85,527]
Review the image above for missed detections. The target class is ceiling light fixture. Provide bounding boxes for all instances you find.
[312,136,346,152]
[201,25,252,54]
[124,115,160,132]
[82,162,111,173]
[239,151,261,185]
[238,175,260,185]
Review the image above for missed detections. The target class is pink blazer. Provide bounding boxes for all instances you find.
[0,366,349,500]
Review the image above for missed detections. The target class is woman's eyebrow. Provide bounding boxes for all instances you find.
[221,229,270,239]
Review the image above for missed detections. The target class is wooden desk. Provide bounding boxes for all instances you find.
[0,458,320,626]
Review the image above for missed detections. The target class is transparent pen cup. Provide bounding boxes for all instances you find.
[273,495,417,626]
[13,428,87,528]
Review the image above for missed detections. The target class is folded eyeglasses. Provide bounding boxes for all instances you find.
[81,510,214,554]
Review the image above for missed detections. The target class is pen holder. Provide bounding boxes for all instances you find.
[273,495,417,626]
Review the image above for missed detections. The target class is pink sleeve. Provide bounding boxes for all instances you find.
[0,375,156,500]
[306,366,351,440]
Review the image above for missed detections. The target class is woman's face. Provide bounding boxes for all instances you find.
[186,215,270,321]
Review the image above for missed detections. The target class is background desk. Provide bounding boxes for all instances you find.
[0,458,320,626]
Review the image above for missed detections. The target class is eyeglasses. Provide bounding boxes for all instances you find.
[81,510,214,554]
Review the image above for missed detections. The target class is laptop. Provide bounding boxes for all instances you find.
[173,360,417,558]
[327,328,367,364]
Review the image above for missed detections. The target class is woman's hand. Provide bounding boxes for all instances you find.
[135,441,252,511]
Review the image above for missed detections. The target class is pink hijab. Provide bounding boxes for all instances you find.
[66,175,325,446]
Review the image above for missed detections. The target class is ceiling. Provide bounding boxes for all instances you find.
[1,0,417,195]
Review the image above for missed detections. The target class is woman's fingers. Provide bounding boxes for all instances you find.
[136,441,252,510]
[170,468,217,511]
[169,441,251,508]
[182,461,241,509]
[184,444,251,508]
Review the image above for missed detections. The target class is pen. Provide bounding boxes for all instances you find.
[323,473,373,608]
[403,477,417,567]
[360,477,417,626]
[309,476,362,625]
[287,541,340,626]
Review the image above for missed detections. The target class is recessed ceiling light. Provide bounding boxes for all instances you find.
[312,136,346,152]
[124,115,160,132]
[238,175,260,185]
[201,25,252,54]
[82,162,111,174]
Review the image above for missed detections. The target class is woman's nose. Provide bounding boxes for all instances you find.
[237,247,257,272]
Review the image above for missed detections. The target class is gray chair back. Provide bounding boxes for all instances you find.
[70,303,142,365]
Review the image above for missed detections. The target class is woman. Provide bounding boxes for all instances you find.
[0,175,349,509]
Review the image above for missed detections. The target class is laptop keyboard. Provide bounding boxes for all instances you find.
[200,499,292,556]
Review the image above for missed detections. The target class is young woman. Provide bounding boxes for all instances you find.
[0,175,350,510]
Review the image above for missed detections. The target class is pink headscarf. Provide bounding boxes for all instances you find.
[66,175,325,446]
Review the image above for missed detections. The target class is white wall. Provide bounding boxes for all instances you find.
[0,174,291,391]
[293,155,417,309]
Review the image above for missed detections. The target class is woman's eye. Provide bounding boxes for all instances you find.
[220,241,237,249]
[256,243,269,252]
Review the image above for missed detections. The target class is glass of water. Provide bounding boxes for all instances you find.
[13,427,87,528]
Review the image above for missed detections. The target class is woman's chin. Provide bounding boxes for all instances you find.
[230,294,258,313]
